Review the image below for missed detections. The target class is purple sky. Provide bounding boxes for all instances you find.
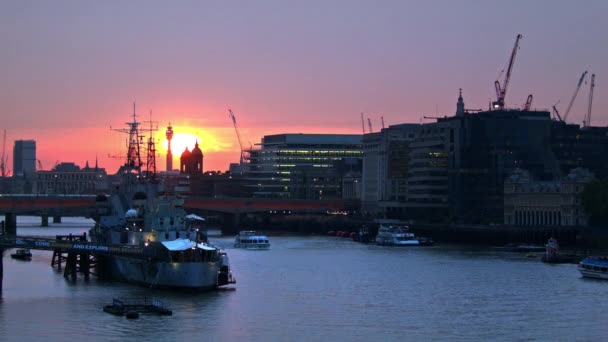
[1,0,606,172]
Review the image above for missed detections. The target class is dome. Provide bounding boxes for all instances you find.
[192,140,203,157]
[180,147,191,158]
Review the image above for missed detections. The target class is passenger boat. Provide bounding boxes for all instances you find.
[578,257,608,280]
[375,225,420,246]
[234,231,270,249]
[11,248,32,260]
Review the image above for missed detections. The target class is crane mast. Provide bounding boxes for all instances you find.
[1,129,6,177]
[360,113,366,134]
[229,109,245,165]
[563,71,588,122]
[493,34,523,110]
[552,105,564,122]
[585,73,595,127]
[367,118,373,133]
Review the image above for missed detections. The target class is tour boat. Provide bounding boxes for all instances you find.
[375,225,420,246]
[234,231,270,250]
[578,257,608,280]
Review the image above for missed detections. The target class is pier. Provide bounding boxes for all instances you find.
[0,233,148,291]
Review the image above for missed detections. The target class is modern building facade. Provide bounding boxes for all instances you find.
[361,124,420,218]
[13,140,36,178]
[244,134,363,198]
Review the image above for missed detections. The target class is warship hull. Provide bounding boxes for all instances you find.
[106,256,222,290]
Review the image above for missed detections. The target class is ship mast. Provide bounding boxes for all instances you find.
[112,103,144,174]
[144,110,158,180]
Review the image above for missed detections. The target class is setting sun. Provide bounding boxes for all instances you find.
[161,132,199,155]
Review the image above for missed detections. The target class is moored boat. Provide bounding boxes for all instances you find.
[578,257,608,280]
[353,226,371,243]
[90,192,236,291]
[88,113,235,291]
[234,230,270,250]
[11,248,32,260]
[375,225,420,246]
[541,237,580,264]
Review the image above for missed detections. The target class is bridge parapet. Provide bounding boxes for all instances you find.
[184,197,354,214]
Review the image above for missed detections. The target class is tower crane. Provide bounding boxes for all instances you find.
[584,73,595,128]
[37,160,44,171]
[228,109,245,165]
[523,94,533,111]
[493,34,523,110]
[1,129,6,177]
[381,116,385,130]
[367,118,373,133]
[563,71,588,123]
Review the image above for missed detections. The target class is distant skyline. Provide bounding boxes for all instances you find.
[2,0,607,173]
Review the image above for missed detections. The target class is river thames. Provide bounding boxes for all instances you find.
[1,217,606,341]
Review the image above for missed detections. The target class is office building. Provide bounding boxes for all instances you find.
[245,133,363,198]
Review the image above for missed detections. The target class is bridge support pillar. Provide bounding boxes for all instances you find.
[53,216,62,224]
[4,213,16,235]
[41,216,49,227]
[0,248,4,293]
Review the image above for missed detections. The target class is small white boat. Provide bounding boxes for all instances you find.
[375,225,420,246]
[234,231,270,250]
[578,257,608,280]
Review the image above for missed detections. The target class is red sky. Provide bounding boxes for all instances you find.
[1,1,607,174]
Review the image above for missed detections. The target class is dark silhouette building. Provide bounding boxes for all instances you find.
[180,140,204,176]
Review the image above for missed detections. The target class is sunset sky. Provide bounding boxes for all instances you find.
[1,0,607,174]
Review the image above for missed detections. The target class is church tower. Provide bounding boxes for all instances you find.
[456,88,465,116]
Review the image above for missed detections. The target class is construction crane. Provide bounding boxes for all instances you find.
[1,129,6,177]
[228,108,245,165]
[37,160,43,171]
[381,116,385,130]
[563,71,588,123]
[493,34,523,110]
[584,73,595,128]
[367,118,373,133]
[523,94,533,111]
[552,105,564,122]
[360,113,366,134]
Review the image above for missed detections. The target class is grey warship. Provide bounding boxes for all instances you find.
[89,110,235,290]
